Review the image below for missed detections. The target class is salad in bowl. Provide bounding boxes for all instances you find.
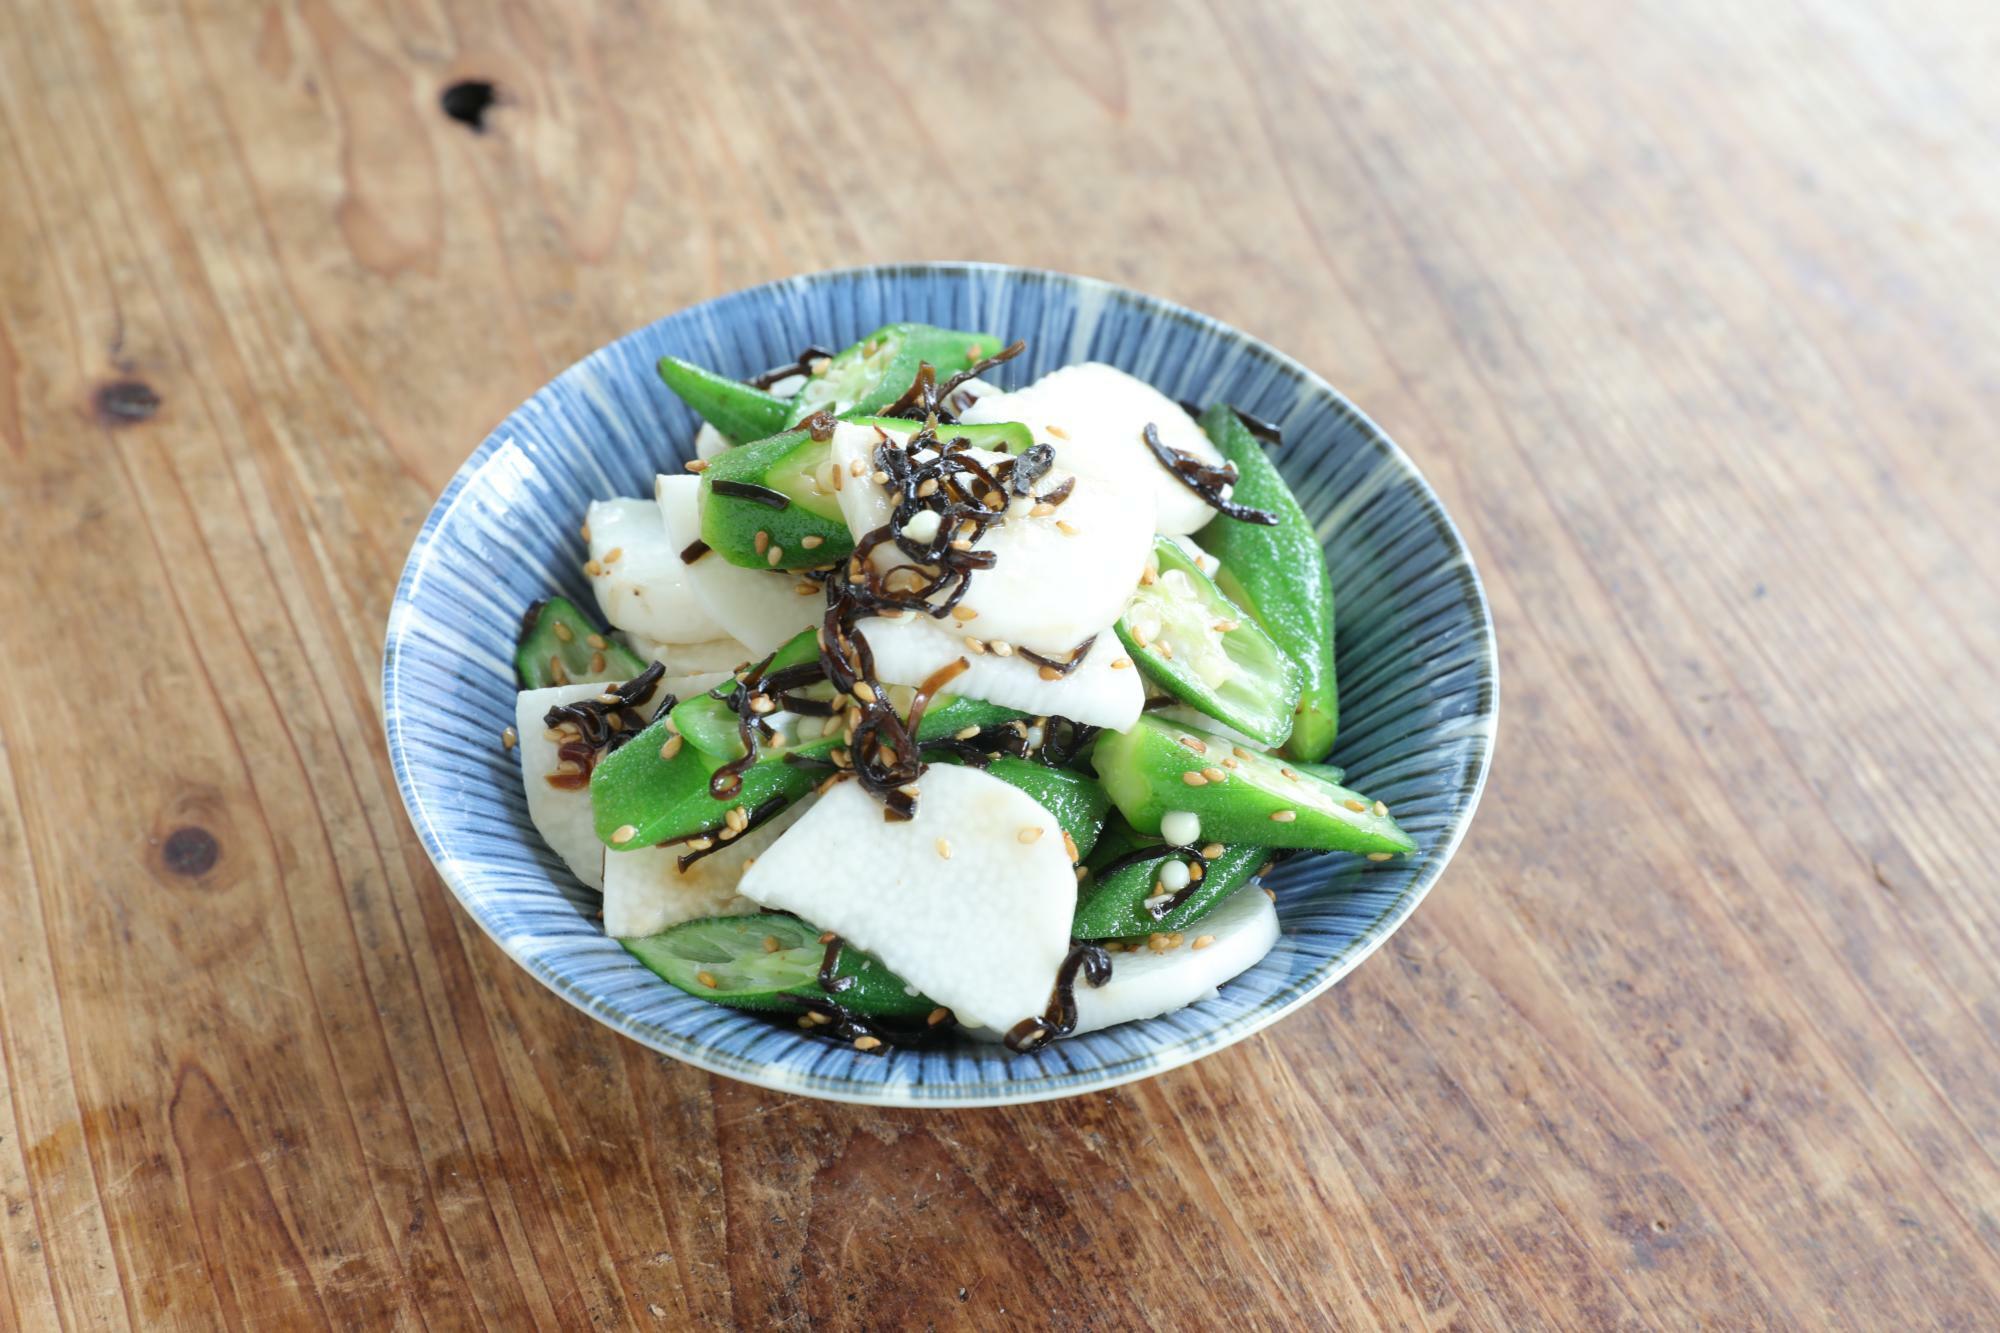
[509,320,1415,1054]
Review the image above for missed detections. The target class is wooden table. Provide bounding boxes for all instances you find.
[4,1,1996,1326]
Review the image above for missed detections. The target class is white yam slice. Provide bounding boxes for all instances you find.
[1069,884,1280,1035]
[655,473,818,655]
[961,362,1228,535]
[737,765,1075,1032]
[585,498,725,644]
[515,678,673,892]
[828,423,1151,656]
[855,613,1143,730]
[602,801,808,939]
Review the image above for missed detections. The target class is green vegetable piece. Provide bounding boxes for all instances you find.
[656,354,790,443]
[1196,404,1340,761]
[1091,714,1414,855]
[669,629,826,759]
[1073,839,1267,940]
[980,756,1110,861]
[592,652,1030,850]
[786,324,1005,425]
[697,417,1033,570]
[1116,537,1302,748]
[515,595,646,688]
[623,913,935,1018]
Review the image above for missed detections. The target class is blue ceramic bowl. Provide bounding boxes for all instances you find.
[383,264,1496,1107]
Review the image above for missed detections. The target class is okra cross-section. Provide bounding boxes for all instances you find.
[1115,536,1303,749]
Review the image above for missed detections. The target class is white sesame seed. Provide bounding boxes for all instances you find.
[767,545,784,566]
[1111,657,1132,669]
[660,734,684,760]
[803,534,824,549]
[1018,826,1045,844]
[1367,852,1395,862]
[500,726,518,750]
[684,458,709,473]
[611,824,638,845]
[936,837,953,859]
[1193,935,1215,950]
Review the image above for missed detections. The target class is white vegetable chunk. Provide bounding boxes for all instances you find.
[1069,884,1279,1035]
[828,423,1152,655]
[616,633,753,703]
[1170,534,1222,580]
[960,362,1230,536]
[655,473,817,654]
[603,801,807,938]
[855,614,1143,730]
[694,422,736,459]
[585,498,726,644]
[515,680,662,891]
[737,765,1075,1032]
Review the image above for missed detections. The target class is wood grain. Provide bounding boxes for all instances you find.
[2,0,1996,1326]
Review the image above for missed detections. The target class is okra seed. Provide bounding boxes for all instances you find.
[1213,619,1240,633]
[1222,757,1239,769]
[610,824,638,845]
[589,651,606,673]
[696,971,719,988]
[1201,767,1227,783]
[1344,799,1368,813]
[1232,746,1254,761]
[549,657,570,684]
[1280,767,1300,782]
[1367,852,1396,862]
[1018,826,1045,844]
[1181,771,1209,787]
[586,632,607,649]
[551,621,573,642]
[1176,735,1208,754]
[762,935,782,953]
[1270,809,1298,823]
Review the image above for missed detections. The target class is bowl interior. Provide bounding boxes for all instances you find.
[383,264,1496,1107]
